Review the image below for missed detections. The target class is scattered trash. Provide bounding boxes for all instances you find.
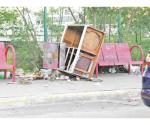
[76,76,80,81]
[49,70,60,80]
[108,67,117,74]
[91,78,103,82]
[17,72,33,85]
[56,75,70,80]
[123,64,141,75]
[32,71,44,80]
[130,65,141,75]
[16,68,73,81]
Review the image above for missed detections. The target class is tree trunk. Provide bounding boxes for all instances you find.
[68,7,78,23]
[17,7,37,42]
[126,8,137,32]
[92,7,97,28]
[16,7,43,70]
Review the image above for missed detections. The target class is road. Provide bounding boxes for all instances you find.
[0,98,150,118]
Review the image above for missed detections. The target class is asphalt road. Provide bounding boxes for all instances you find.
[0,98,150,118]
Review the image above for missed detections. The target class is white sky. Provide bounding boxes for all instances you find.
[1,0,150,7]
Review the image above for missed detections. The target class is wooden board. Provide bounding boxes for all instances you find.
[81,27,104,55]
[63,27,82,48]
[75,56,92,71]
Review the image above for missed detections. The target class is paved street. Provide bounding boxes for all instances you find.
[0,97,150,118]
[0,73,148,118]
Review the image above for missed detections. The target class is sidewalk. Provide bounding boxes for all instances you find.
[0,73,142,109]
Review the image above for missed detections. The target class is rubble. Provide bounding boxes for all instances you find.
[14,26,105,82]
[16,68,73,82]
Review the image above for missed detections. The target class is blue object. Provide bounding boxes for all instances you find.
[141,66,150,107]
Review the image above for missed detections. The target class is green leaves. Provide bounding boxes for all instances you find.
[0,7,18,25]
[0,7,150,70]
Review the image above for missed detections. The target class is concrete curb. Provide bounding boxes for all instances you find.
[0,89,141,109]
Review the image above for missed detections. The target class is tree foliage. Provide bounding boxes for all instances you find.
[0,7,150,71]
[0,7,43,71]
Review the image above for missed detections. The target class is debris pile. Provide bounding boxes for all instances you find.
[15,25,105,82]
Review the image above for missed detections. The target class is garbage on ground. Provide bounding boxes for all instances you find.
[56,75,70,81]
[123,64,141,75]
[40,69,52,80]
[16,68,72,82]
[15,25,105,82]
[108,67,117,74]
[16,69,33,84]
[16,68,51,80]
[91,78,103,82]
[15,67,104,82]
[76,76,80,81]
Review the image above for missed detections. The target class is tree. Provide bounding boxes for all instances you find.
[0,7,150,70]
[0,7,43,71]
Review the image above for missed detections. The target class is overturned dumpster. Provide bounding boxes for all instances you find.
[58,25,105,79]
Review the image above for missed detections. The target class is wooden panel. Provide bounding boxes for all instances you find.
[75,56,91,71]
[63,28,75,46]
[72,31,81,47]
[63,28,81,48]
[75,68,89,74]
[85,28,104,79]
[81,27,104,55]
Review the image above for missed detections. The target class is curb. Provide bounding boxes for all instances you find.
[0,89,141,109]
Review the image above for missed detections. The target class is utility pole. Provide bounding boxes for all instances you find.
[44,7,48,42]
